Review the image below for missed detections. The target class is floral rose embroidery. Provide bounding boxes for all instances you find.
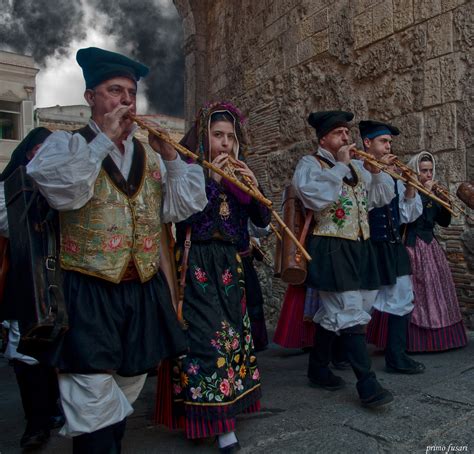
[222,268,234,295]
[335,208,345,219]
[104,234,123,251]
[219,379,231,396]
[330,196,353,228]
[193,266,208,291]
[181,320,260,404]
[63,238,79,254]
[143,236,155,252]
[222,269,232,285]
[151,169,161,181]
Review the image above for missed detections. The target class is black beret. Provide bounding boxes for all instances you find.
[76,47,149,89]
[359,120,400,139]
[307,110,354,139]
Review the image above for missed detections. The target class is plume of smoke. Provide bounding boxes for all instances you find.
[0,0,184,116]
[0,0,85,65]
[87,0,184,116]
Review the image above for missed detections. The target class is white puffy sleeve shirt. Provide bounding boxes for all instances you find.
[292,148,396,212]
[397,179,422,224]
[26,121,207,223]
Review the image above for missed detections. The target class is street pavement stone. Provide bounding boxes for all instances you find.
[0,332,472,453]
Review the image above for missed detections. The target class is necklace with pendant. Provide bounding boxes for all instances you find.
[219,193,230,220]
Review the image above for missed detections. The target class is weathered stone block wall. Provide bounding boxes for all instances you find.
[174,0,474,329]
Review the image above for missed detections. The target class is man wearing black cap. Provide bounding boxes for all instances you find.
[293,110,396,408]
[360,120,425,375]
[26,47,207,452]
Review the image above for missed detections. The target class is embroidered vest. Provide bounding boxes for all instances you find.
[59,128,163,283]
[312,158,370,241]
[369,179,401,242]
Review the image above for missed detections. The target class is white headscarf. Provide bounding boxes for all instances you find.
[407,151,436,181]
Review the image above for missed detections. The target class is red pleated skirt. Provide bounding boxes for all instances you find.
[273,285,316,349]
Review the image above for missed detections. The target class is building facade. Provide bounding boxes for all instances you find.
[173,0,474,328]
[36,105,185,144]
[0,50,39,170]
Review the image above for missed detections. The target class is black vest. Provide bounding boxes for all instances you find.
[369,179,401,242]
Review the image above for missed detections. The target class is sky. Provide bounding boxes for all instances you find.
[0,0,184,116]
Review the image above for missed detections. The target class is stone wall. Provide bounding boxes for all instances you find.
[174,0,474,328]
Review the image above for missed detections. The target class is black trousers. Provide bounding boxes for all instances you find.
[72,419,127,454]
[13,360,60,433]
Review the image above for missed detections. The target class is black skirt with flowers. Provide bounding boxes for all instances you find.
[171,239,261,439]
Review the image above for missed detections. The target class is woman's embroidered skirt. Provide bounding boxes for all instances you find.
[170,240,261,439]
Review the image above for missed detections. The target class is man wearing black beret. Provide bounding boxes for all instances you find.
[26,47,207,452]
[360,120,425,375]
[292,110,395,408]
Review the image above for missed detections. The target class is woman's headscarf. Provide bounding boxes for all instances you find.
[407,151,436,181]
[0,127,52,182]
[179,101,249,163]
[180,101,251,203]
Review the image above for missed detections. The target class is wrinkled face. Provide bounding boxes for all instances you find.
[209,120,236,160]
[364,134,392,160]
[319,127,350,155]
[418,160,433,184]
[85,76,137,133]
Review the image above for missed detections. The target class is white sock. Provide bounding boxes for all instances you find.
[218,431,238,448]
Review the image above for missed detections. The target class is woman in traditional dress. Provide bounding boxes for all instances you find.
[169,102,270,452]
[403,152,467,351]
[273,285,317,350]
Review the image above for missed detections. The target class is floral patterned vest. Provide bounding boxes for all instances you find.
[312,157,370,241]
[60,129,163,283]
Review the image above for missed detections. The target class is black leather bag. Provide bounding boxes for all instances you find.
[4,166,68,355]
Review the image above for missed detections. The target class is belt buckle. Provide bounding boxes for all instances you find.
[45,257,56,271]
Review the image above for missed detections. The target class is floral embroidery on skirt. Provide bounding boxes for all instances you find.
[171,240,261,438]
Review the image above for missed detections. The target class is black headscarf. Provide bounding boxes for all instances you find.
[0,127,52,182]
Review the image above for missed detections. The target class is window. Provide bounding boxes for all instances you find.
[0,100,21,140]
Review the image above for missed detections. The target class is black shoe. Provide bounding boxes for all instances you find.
[20,428,50,449]
[385,360,425,375]
[331,360,351,370]
[308,368,346,391]
[385,314,425,375]
[219,441,241,453]
[360,388,394,409]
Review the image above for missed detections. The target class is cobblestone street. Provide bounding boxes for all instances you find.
[1,332,473,454]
